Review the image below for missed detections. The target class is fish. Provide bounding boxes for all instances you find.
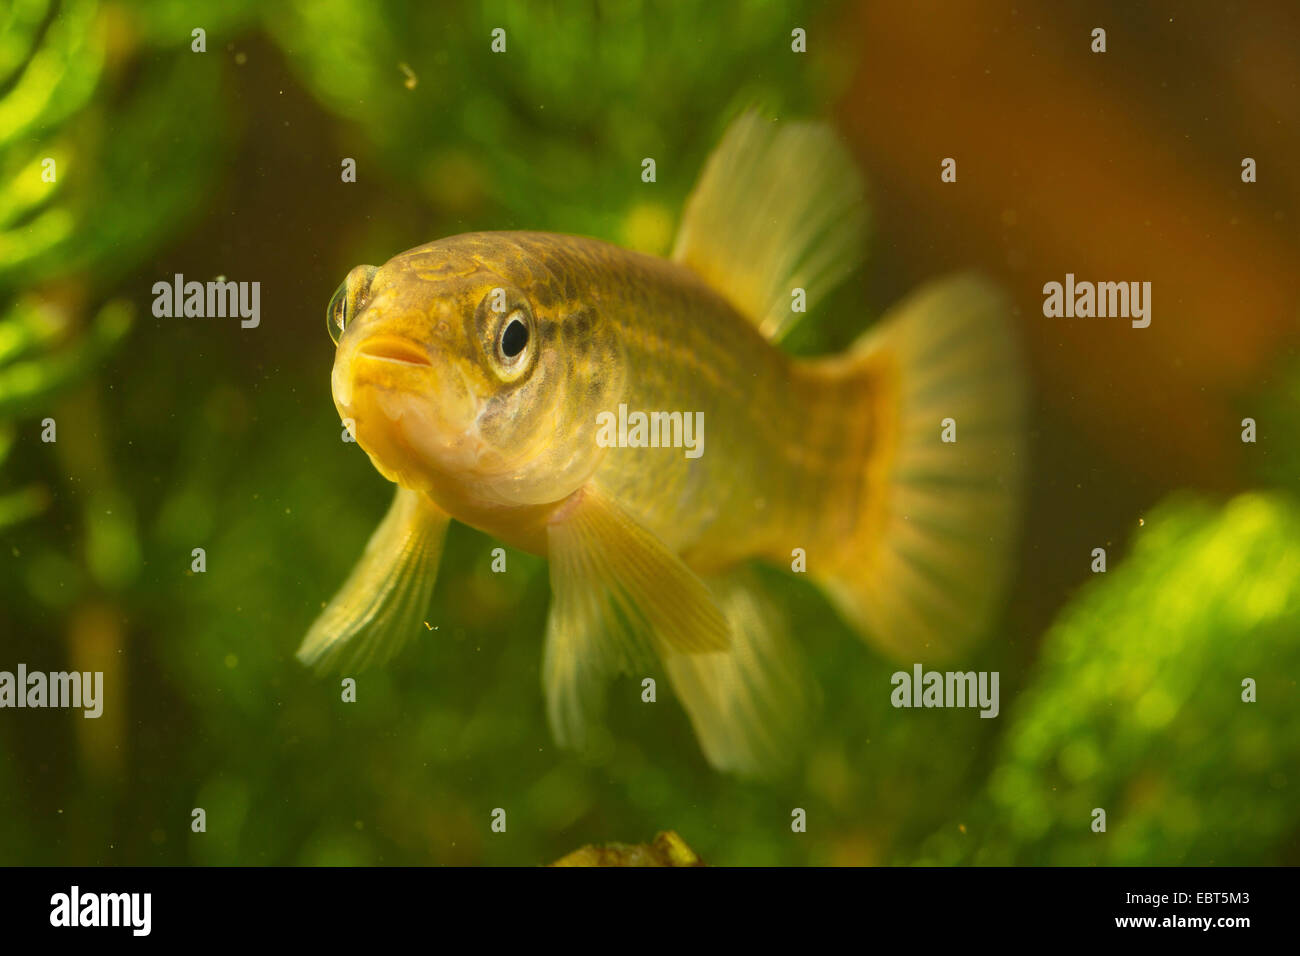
[297,111,1026,774]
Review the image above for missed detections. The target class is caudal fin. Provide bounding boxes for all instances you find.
[816,273,1026,659]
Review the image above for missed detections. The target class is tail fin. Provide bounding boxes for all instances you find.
[814,273,1026,659]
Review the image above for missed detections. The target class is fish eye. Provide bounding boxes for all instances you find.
[327,281,348,346]
[500,315,529,359]
[493,309,533,377]
[477,290,536,383]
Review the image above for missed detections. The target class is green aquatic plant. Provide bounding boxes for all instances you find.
[266,0,837,248]
[0,295,129,535]
[918,493,1300,865]
[1,4,227,287]
[0,0,259,864]
[0,0,230,550]
[550,829,703,866]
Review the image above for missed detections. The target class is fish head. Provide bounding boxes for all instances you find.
[328,235,624,509]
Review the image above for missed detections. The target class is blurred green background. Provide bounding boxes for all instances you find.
[1,0,1296,865]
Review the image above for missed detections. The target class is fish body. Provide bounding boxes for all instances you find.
[339,229,860,570]
[301,112,1025,773]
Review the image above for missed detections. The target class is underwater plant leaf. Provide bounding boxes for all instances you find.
[0,141,70,230]
[58,56,224,283]
[0,0,102,153]
[0,294,68,366]
[0,420,49,531]
[0,482,50,529]
[266,0,831,240]
[121,0,264,45]
[0,299,130,417]
[550,830,704,867]
[0,0,55,89]
[0,5,227,288]
[917,492,1300,865]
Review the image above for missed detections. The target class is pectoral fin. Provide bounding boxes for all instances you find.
[543,486,730,749]
[297,486,449,674]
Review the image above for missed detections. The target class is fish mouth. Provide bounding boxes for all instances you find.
[355,336,433,368]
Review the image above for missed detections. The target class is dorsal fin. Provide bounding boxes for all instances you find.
[671,110,868,341]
